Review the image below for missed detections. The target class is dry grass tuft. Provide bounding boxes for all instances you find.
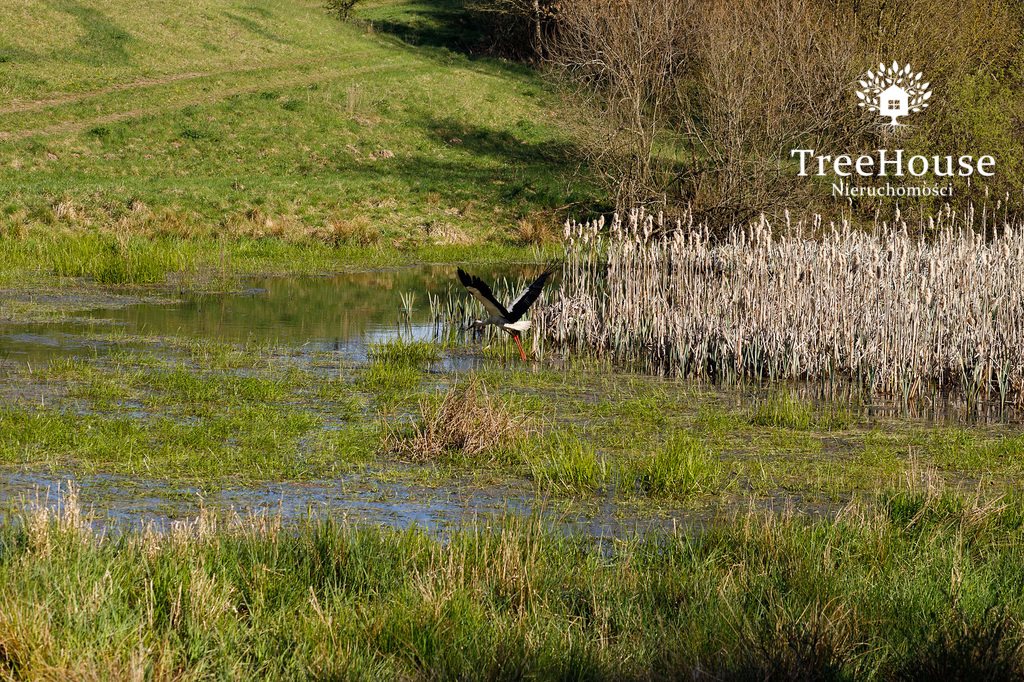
[425,221,473,246]
[385,378,529,461]
[51,200,80,224]
[513,212,559,245]
[325,215,381,246]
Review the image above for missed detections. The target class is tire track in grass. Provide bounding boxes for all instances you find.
[0,58,400,141]
[0,49,386,117]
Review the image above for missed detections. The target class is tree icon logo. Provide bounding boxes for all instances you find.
[856,62,932,126]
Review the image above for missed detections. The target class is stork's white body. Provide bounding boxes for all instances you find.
[475,317,532,333]
[457,267,552,361]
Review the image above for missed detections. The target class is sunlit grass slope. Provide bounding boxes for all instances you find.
[0,0,595,259]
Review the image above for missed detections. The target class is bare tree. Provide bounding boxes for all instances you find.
[551,0,693,208]
[683,0,865,219]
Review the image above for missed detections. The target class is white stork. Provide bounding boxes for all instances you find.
[456,267,554,360]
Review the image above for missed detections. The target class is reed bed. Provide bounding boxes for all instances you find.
[540,207,1024,404]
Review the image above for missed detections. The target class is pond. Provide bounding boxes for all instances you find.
[0,265,532,365]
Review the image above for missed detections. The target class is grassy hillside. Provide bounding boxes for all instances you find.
[0,0,596,258]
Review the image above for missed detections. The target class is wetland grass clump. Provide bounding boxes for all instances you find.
[358,340,441,397]
[526,431,608,494]
[545,207,1024,405]
[624,432,723,499]
[42,232,198,285]
[385,378,528,461]
[748,392,852,431]
[366,339,442,367]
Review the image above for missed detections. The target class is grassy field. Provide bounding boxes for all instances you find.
[0,0,597,284]
[5,1,1024,677]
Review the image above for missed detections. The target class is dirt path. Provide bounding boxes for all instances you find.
[0,57,393,141]
[0,50,380,116]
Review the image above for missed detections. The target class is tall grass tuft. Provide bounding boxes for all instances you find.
[46,232,195,284]
[385,378,529,461]
[367,339,441,368]
[624,432,723,498]
[526,431,608,493]
[543,207,1024,405]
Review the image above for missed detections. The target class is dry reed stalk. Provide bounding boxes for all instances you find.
[540,207,1024,405]
[386,379,529,460]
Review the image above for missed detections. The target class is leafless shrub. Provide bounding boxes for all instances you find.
[551,0,691,207]
[545,0,1024,219]
[385,379,530,461]
[683,0,865,220]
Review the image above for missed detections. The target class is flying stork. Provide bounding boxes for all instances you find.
[456,267,554,361]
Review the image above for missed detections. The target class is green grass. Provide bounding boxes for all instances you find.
[366,338,442,367]
[4,487,1024,678]
[357,359,424,399]
[0,229,555,287]
[749,391,853,431]
[526,431,608,494]
[0,0,600,286]
[623,432,723,499]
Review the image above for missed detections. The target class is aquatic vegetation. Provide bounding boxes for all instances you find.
[545,207,1024,405]
[356,361,423,396]
[367,339,442,368]
[526,431,608,494]
[749,392,852,431]
[385,379,528,461]
[623,432,723,499]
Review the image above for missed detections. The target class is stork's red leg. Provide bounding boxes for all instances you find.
[513,334,527,361]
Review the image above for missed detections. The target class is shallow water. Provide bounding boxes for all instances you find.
[0,265,532,366]
[0,469,750,538]
[0,467,842,541]
[3,265,731,537]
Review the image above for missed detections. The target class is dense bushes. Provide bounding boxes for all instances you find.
[474,0,1024,219]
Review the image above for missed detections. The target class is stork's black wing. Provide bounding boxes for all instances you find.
[506,268,554,322]
[457,268,509,318]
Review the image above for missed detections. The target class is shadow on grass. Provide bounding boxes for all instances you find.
[360,0,484,54]
[345,112,604,218]
[47,0,134,66]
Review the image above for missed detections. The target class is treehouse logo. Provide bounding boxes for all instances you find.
[856,62,932,127]
[789,60,996,199]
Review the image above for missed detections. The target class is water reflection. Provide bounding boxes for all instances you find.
[0,264,537,365]
[0,470,741,539]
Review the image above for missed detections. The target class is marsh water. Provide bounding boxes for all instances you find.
[1,264,733,536]
[0,265,999,535]
[0,266,527,365]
